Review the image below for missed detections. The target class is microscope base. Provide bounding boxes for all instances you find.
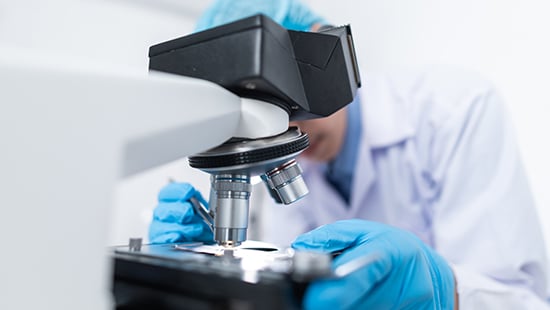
[112,243,312,310]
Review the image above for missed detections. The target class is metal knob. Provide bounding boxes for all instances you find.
[292,250,332,280]
[128,238,142,252]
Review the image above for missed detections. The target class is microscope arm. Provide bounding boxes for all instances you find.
[122,72,288,177]
[0,53,287,309]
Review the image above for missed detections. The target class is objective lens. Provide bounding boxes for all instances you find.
[262,160,309,204]
[211,174,252,247]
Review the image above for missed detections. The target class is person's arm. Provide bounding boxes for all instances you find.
[292,219,457,309]
[426,70,549,308]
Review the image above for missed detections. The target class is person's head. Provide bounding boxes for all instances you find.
[195,0,326,32]
[290,107,347,162]
[196,0,339,160]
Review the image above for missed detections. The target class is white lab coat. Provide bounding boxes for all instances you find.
[252,67,550,308]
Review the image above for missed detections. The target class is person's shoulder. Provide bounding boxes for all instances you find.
[359,65,501,147]
[363,65,494,101]
[365,65,497,124]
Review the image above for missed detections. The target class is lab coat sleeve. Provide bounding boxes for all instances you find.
[428,77,549,308]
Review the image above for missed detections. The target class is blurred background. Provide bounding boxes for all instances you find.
[1,0,548,254]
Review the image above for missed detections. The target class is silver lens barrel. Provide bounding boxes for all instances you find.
[211,174,252,247]
[262,160,309,204]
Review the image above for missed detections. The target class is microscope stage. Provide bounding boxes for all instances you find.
[112,241,323,310]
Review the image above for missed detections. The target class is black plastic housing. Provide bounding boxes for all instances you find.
[149,14,361,120]
[112,248,308,310]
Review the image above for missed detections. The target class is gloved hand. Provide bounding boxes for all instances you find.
[148,182,214,244]
[195,0,327,32]
[292,219,456,310]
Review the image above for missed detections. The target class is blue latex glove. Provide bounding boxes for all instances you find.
[148,182,214,244]
[292,219,456,310]
[195,0,327,32]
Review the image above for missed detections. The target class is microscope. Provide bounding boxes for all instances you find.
[112,15,360,309]
[150,14,361,247]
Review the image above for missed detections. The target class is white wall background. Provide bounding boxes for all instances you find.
[2,1,547,252]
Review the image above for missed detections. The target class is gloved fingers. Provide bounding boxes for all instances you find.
[149,221,212,244]
[303,276,355,310]
[152,201,196,224]
[194,190,210,211]
[149,231,185,244]
[303,248,391,310]
[158,182,195,202]
[292,219,378,252]
[157,182,210,212]
[332,246,391,286]
[292,227,351,253]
